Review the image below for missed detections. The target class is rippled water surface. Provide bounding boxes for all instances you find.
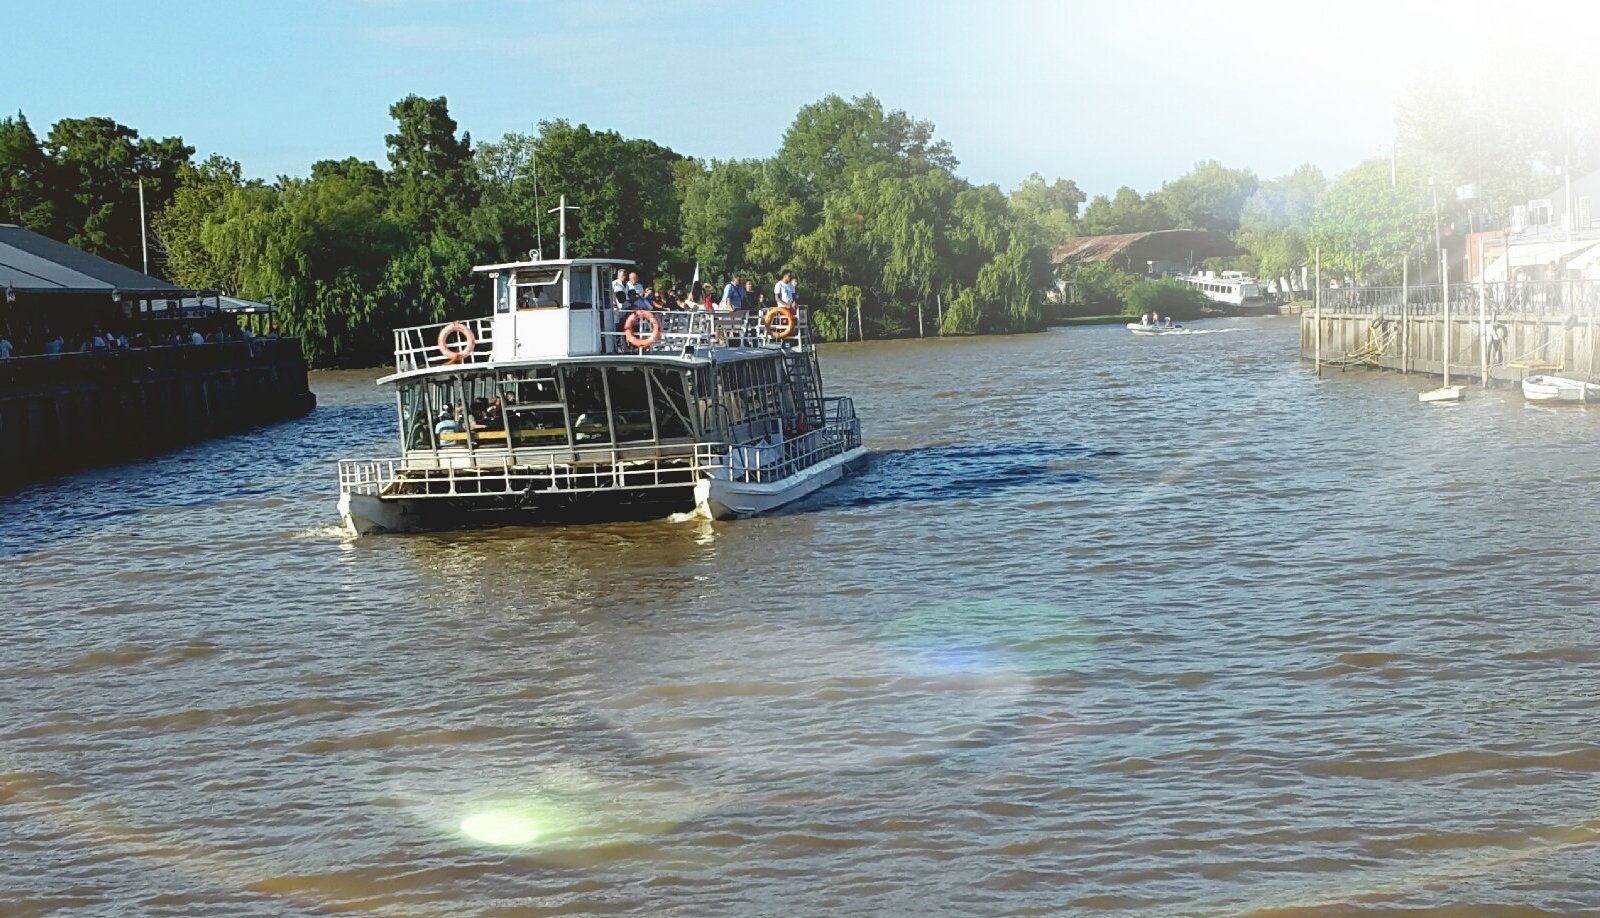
[6,317,1600,916]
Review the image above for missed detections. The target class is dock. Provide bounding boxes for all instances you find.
[1299,281,1600,386]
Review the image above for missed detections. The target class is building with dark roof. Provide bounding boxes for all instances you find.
[1052,229,1244,275]
[0,223,183,296]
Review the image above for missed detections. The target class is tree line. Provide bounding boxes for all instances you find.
[2,70,1594,366]
[1,95,1066,366]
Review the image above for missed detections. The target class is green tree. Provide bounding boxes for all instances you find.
[475,121,682,273]
[1154,160,1258,233]
[1009,172,1084,248]
[42,117,192,269]
[386,94,478,237]
[152,155,246,290]
[676,158,766,283]
[1309,158,1433,283]
[1079,186,1174,235]
[0,112,55,232]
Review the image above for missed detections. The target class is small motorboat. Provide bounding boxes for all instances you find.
[1521,375,1600,403]
[1419,385,1465,404]
[1126,321,1185,336]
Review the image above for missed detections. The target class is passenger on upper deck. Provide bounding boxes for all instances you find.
[611,268,629,305]
[720,274,746,312]
[775,270,797,310]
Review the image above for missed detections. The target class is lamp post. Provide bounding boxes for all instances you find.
[1430,177,1443,285]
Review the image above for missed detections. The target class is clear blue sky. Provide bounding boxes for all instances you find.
[2,0,1570,198]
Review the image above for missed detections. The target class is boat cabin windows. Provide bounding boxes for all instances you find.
[514,267,564,310]
[395,364,698,455]
[568,266,595,310]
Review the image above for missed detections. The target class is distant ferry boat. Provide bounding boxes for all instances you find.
[336,250,865,535]
[1177,270,1263,306]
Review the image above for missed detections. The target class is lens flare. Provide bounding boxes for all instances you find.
[459,810,541,846]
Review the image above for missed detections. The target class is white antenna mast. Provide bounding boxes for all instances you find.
[530,142,542,257]
[548,195,580,261]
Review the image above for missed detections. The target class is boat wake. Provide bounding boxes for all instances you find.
[786,441,1108,513]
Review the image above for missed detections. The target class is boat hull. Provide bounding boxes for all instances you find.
[1126,323,1184,336]
[694,446,868,519]
[1419,385,1464,403]
[1522,375,1598,403]
[338,447,870,535]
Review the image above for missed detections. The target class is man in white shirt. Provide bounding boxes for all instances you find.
[774,270,797,310]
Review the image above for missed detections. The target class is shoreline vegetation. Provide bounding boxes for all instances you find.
[1,72,1589,367]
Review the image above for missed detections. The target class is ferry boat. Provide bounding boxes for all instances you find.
[1177,270,1263,306]
[335,249,865,535]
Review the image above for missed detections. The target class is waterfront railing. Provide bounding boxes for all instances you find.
[0,338,305,390]
[1319,281,1600,316]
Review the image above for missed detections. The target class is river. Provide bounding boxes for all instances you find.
[5,317,1600,916]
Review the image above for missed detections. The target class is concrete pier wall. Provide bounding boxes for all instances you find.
[0,339,316,490]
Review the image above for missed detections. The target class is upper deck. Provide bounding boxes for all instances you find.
[387,256,812,379]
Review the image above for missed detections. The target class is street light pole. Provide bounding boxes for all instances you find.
[1430,177,1443,284]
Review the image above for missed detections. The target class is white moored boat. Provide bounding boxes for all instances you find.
[1176,270,1263,306]
[1522,375,1600,403]
[335,235,865,535]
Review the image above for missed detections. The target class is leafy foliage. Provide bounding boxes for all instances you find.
[1079,187,1175,235]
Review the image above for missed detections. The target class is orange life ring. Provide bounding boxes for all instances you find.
[763,306,797,339]
[437,322,475,363]
[623,310,662,348]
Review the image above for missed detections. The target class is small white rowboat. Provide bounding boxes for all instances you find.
[1522,375,1600,403]
[1419,385,1465,404]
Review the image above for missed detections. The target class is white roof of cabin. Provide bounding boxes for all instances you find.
[472,257,637,274]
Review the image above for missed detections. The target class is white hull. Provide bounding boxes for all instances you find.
[338,446,870,535]
[1419,385,1465,403]
[1522,375,1598,403]
[339,491,426,536]
[694,446,868,519]
[1126,323,1185,336]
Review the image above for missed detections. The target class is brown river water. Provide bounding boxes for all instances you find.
[5,317,1600,916]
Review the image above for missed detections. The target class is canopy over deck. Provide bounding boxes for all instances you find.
[0,224,185,296]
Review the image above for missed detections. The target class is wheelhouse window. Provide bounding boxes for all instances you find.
[569,266,595,310]
[514,267,564,309]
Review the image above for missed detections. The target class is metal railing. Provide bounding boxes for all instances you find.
[0,338,305,390]
[599,306,814,355]
[339,442,718,500]
[700,401,862,485]
[1318,281,1600,316]
[392,317,495,373]
[337,403,862,499]
[389,307,813,373]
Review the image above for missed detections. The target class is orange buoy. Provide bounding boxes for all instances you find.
[763,306,797,339]
[437,322,476,363]
[623,310,662,348]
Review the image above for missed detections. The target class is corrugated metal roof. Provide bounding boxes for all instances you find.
[1052,229,1244,265]
[0,223,180,294]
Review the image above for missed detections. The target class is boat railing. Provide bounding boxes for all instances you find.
[392,317,495,373]
[699,407,862,485]
[599,306,814,355]
[337,441,725,499]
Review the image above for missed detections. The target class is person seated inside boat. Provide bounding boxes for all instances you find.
[483,396,502,426]
[434,405,464,438]
[1164,317,1175,328]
